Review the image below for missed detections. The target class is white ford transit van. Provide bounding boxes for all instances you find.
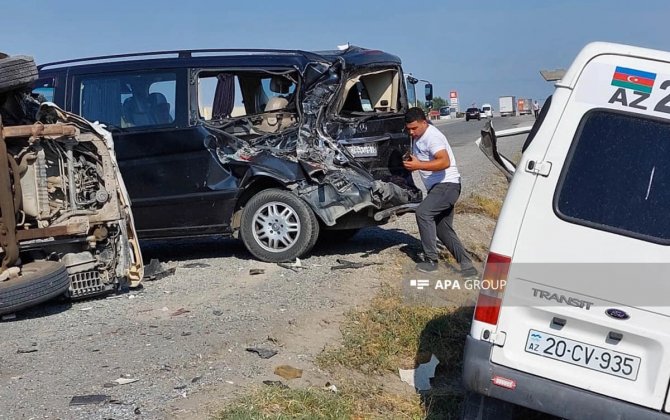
[462,42,670,419]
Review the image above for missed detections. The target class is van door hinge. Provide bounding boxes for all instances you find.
[525,160,552,177]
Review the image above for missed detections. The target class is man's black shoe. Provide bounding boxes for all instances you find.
[416,259,439,273]
[460,267,479,278]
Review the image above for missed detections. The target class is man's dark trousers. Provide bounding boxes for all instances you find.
[415,182,474,269]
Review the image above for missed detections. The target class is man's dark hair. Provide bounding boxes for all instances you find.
[405,107,427,123]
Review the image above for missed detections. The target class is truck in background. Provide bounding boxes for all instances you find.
[499,96,516,117]
[517,97,533,115]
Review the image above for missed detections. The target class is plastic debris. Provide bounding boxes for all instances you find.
[246,347,278,359]
[398,354,439,391]
[330,259,382,270]
[249,268,265,275]
[263,380,289,389]
[144,258,176,281]
[114,377,139,385]
[69,394,109,406]
[277,258,305,272]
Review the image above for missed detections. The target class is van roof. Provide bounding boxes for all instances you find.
[556,42,670,89]
[37,45,401,72]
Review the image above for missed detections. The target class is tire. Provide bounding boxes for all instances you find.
[319,228,360,243]
[466,117,470,121]
[0,260,69,315]
[240,189,319,262]
[0,55,38,94]
[461,392,514,420]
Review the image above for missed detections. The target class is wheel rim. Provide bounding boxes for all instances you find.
[251,201,301,253]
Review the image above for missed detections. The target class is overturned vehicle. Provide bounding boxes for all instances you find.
[0,54,143,315]
[36,46,425,262]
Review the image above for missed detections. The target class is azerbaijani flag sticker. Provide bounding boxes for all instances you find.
[611,66,656,94]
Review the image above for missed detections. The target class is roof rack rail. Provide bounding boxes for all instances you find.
[38,48,325,70]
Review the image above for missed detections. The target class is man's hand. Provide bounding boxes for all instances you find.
[403,155,423,171]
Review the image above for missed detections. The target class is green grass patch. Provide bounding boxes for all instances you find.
[215,382,425,419]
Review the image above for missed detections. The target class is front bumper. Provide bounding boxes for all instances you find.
[462,335,669,419]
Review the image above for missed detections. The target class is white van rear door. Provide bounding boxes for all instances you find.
[492,53,670,410]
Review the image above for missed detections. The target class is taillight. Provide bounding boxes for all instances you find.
[473,252,511,325]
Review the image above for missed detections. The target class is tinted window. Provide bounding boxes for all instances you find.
[78,72,176,128]
[556,110,670,243]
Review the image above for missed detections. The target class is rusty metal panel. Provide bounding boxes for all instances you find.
[2,123,77,138]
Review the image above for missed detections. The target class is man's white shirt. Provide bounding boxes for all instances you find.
[412,124,461,190]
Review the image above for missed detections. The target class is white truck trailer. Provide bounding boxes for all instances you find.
[499,96,516,117]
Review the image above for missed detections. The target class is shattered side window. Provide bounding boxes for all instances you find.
[198,72,297,121]
[78,72,176,128]
[340,69,399,115]
[198,74,245,120]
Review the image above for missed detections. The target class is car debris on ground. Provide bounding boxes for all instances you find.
[245,347,278,359]
[398,354,439,391]
[330,258,382,270]
[69,395,110,406]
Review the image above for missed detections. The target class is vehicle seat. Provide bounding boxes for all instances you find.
[122,96,152,127]
[259,96,289,133]
[148,92,173,124]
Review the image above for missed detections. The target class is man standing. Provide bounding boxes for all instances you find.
[403,107,477,276]
[533,100,540,118]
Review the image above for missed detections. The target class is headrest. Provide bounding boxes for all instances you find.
[270,76,291,94]
[148,92,168,105]
[265,96,288,112]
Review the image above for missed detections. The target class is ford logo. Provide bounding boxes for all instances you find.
[606,308,630,320]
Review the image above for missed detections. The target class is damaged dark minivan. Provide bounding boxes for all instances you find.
[36,46,424,261]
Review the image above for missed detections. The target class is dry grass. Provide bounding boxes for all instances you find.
[455,193,503,220]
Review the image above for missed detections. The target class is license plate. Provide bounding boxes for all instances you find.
[525,329,641,380]
[346,143,377,157]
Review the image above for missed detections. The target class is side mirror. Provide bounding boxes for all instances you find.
[424,83,433,101]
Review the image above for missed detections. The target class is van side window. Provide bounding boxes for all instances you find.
[78,72,176,128]
[556,110,670,243]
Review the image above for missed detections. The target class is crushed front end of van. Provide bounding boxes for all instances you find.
[211,52,422,231]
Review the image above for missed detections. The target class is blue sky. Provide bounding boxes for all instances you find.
[4,0,669,108]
